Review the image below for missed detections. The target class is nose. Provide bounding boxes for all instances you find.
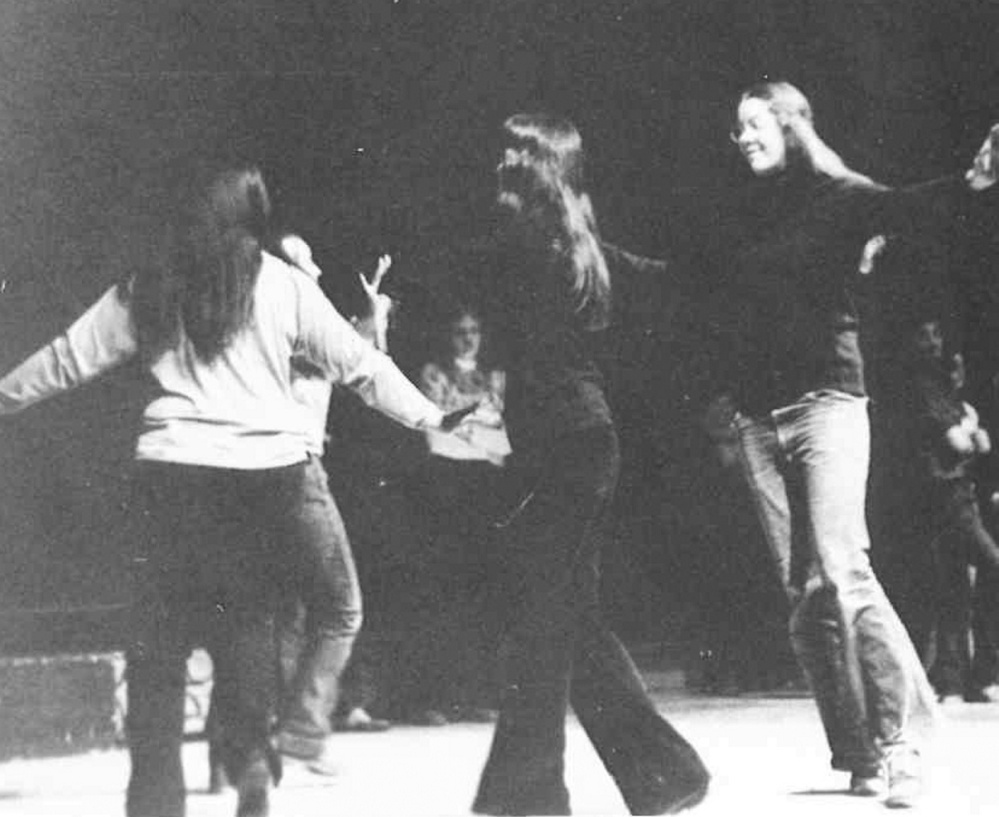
[737,128,756,148]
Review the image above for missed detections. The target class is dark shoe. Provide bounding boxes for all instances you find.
[636,776,710,815]
[275,730,337,777]
[626,752,710,815]
[963,687,997,703]
[450,705,499,723]
[404,708,449,727]
[333,706,392,732]
[208,759,230,794]
[275,729,322,760]
[207,741,230,794]
[235,752,272,817]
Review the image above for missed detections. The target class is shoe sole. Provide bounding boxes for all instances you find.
[885,798,918,809]
[885,783,920,809]
[661,781,710,814]
[276,732,324,761]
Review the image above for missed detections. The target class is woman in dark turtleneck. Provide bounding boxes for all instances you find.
[471,113,710,817]
[690,80,999,808]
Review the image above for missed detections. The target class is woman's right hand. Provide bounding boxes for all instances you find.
[440,402,480,432]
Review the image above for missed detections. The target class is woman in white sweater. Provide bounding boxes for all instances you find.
[0,166,453,817]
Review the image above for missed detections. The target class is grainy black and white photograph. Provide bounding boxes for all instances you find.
[2,1,999,815]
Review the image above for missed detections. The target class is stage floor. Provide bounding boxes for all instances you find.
[0,675,995,816]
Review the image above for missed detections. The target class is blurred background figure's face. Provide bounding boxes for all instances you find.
[913,319,944,361]
[734,98,788,177]
[451,313,482,361]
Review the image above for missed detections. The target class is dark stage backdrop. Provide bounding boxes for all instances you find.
[1,0,998,650]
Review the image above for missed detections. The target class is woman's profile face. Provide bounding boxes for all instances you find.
[451,313,482,361]
[496,145,529,214]
[733,97,788,177]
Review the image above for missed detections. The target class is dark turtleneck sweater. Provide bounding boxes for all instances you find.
[488,238,668,465]
[683,169,967,414]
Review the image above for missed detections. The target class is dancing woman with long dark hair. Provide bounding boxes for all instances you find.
[0,165,455,817]
[472,113,710,816]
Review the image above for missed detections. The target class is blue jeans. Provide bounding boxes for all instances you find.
[735,391,933,774]
[207,454,363,764]
[277,454,363,745]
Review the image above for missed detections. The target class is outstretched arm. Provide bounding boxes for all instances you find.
[0,285,137,414]
[292,273,447,431]
[844,122,999,236]
[600,240,688,336]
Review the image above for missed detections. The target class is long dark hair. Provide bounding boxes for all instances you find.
[127,165,271,361]
[498,113,611,332]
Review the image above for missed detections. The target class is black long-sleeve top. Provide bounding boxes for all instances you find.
[681,170,969,414]
[490,240,670,465]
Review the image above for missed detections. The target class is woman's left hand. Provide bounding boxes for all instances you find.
[966,124,999,191]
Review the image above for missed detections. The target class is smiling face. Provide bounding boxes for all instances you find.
[734,97,788,177]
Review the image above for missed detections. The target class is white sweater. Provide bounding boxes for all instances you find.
[0,252,443,469]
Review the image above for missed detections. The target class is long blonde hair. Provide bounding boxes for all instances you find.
[739,81,875,185]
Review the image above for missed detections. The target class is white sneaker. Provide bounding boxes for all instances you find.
[885,748,922,809]
[849,768,886,798]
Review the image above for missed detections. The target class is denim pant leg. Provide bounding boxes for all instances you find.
[736,400,877,773]
[125,467,203,817]
[125,640,190,817]
[278,454,363,743]
[126,464,283,815]
[794,394,932,754]
[474,428,620,815]
[570,605,710,815]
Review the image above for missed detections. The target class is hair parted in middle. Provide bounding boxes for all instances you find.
[737,80,875,185]
[500,112,611,332]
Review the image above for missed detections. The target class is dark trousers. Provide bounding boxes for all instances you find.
[928,479,999,696]
[389,456,505,715]
[124,461,306,817]
[472,426,709,816]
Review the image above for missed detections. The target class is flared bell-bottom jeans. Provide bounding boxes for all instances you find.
[734,390,935,775]
[472,425,709,815]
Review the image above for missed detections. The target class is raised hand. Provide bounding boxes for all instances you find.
[357,254,393,351]
[966,124,999,191]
